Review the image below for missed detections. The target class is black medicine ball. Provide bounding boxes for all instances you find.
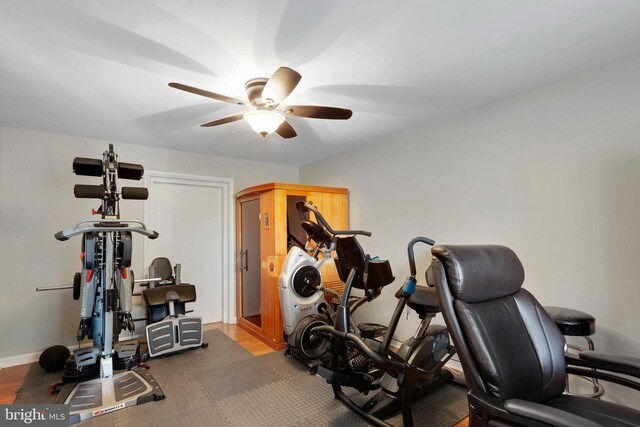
[38,345,71,372]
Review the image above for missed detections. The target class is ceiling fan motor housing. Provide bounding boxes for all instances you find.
[245,78,269,106]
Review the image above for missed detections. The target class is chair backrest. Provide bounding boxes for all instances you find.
[430,245,567,403]
[334,236,394,290]
[149,257,173,282]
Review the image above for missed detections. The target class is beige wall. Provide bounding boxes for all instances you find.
[0,127,298,360]
[301,56,640,403]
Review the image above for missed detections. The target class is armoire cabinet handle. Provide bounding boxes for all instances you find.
[239,249,248,271]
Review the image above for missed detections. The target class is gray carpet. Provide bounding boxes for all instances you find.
[14,329,468,426]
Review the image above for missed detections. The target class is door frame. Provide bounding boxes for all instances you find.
[235,194,262,334]
[144,171,235,324]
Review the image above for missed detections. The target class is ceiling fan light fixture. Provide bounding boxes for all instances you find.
[170,66,352,139]
[243,109,285,137]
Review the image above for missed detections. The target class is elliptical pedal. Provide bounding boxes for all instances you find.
[358,323,388,339]
[317,365,380,393]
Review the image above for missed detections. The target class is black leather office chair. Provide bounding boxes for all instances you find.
[429,244,640,427]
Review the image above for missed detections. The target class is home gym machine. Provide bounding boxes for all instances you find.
[39,145,165,424]
[312,235,456,427]
[278,201,373,365]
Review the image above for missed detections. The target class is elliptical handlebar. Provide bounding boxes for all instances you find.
[302,201,372,238]
[407,236,436,277]
[55,219,159,241]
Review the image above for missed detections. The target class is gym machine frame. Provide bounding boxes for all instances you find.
[40,145,165,424]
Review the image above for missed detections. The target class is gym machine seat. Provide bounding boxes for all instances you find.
[430,244,640,427]
[148,257,175,286]
[143,284,196,323]
[140,259,206,358]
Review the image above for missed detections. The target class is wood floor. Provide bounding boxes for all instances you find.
[0,362,31,404]
[0,322,468,426]
[204,321,273,356]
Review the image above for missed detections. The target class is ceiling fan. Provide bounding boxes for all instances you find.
[169,67,352,138]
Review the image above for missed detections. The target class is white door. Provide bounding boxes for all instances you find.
[145,173,232,324]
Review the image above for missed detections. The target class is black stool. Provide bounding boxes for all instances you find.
[544,306,603,397]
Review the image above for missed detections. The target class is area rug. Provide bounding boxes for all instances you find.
[14,329,468,426]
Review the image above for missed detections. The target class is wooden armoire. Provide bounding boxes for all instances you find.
[235,183,348,349]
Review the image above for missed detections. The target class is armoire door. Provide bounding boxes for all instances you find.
[240,198,262,327]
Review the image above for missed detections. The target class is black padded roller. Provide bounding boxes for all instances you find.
[121,187,149,200]
[118,162,144,180]
[74,184,105,199]
[73,272,81,300]
[73,157,103,177]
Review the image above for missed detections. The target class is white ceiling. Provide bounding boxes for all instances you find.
[1,1,640,166]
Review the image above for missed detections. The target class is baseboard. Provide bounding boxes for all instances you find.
[445,358,465,384]
[0,351,43,369]
[0,332,145,370]
[445,358,463,372]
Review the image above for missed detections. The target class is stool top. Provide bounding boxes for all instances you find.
[544,306,596,336]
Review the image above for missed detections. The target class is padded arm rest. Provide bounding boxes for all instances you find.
[504,399,603,427]
[566,352,640,383]
[579,350,640,371]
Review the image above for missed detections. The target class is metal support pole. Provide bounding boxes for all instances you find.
[101,234,114,379]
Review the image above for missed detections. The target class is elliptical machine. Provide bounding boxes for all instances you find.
[313,236,456,427]
[279,201,373,364]
[46,145,164,424]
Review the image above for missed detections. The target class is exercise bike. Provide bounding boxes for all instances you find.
[313,236,456,427]
[135,257,208,359]
[279,201,375,365]
[38,145,165,424]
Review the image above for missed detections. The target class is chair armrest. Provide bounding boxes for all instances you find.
[565,351,640,388]
[579,350,640,371]
[504,399,603,427]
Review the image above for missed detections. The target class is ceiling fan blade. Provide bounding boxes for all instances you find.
[262,67,301,105]
[169,83,245,106]
[200,113,245,127]
[276,120,297,139]
[285,105,352,120]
